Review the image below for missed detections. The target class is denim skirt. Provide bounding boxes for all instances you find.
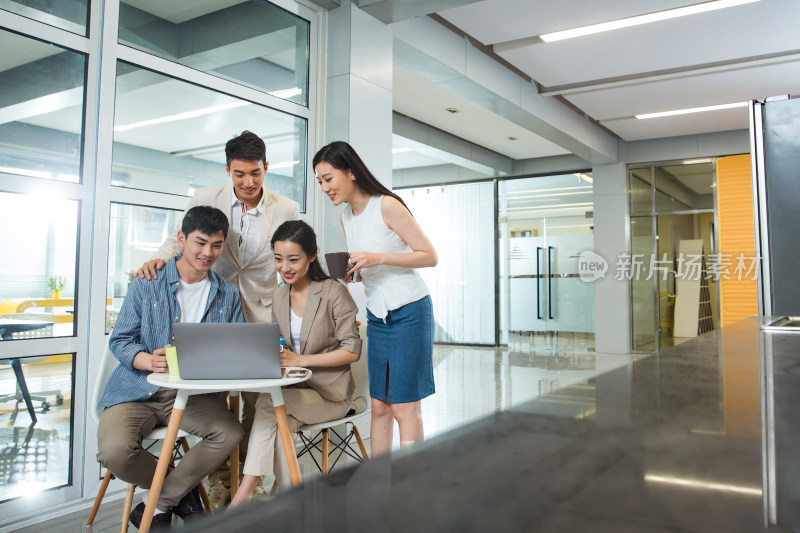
[366,295,435,404]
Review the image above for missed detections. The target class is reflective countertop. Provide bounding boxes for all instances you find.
[190,317,798,532]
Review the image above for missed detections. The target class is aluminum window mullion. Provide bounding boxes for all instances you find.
[0,9,89,52]
[107,188,193,211]
[116,46,312,119]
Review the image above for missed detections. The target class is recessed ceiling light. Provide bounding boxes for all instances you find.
[540,0,761,42]
[445,107,461,114]
[635,101,748,119]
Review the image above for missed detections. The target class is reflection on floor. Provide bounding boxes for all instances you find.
[0,356,72,503]
[14,344,635,532]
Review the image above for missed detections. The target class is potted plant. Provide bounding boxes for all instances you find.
[47,276,67,299]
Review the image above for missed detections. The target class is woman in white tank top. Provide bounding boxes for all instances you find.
[313,141,438,456]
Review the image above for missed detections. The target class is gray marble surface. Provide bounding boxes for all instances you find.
[189,317,799,532]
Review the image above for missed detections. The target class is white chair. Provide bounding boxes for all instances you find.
[86,339,212,531]
[295,324,370,475]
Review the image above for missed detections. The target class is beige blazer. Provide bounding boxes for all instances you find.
[272,279,362,402]
[154,184,300,323]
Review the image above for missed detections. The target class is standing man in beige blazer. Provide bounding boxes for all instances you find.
[135,130,301,506]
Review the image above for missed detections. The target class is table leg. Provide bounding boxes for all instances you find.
[270,387,302,487]
[139,390,188,533]
[229,392,240,499]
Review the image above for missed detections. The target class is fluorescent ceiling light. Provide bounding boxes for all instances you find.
[392,147,412,154]
[114,101,251,132]
[636,101,747,119]
[540,0,760,42]
[645,474,761,496]
[574,173,594,183]
[268,87,302,99]
[270,160,299,170]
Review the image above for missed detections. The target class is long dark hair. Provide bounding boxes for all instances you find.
[270,220,329,282]
[312,141,412,215]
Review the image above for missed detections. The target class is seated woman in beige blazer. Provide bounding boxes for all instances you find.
[229,220,361,507]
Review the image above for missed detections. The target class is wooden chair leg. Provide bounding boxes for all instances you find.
[86,470,112,526]
[198,482,213,516]
[179,436,214,516]
[321,429,330,475]
[353,425,369,460]
[120,483,135,533]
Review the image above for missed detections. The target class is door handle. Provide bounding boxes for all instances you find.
[536,247,543,320]
[667,270,677,299]
[548,246,554,319]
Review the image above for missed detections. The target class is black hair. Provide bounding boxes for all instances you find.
[312,141,412,215]
[181,205,229,238]
[225,130,267,166]
[270,220,329,282]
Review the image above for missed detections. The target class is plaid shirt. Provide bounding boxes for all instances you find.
[98,258,244,409]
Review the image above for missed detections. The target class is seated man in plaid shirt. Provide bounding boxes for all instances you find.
[97,206,244,530]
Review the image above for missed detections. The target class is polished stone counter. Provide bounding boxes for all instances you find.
[191,317,799,532]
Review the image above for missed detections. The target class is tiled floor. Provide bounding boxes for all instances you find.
[11,343,635,532]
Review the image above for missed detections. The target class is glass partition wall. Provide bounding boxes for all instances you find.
[628,161,719,352]
[398,172,595,351]
[499,174,595,354]
[0,0,318,524]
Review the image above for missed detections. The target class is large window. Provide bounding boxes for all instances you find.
[0,190,80,340]
[118,0,309,106]
[0,30,86,184]
[0,353,74,502]
[112,62,308,209]
[0,0,317,523]
[106,204,183,333]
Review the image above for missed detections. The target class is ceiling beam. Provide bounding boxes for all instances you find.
[538,49,800,97]
[357,0,483,24]
[393,16,620,164]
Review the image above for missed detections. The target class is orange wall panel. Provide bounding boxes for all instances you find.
[716,154,758,327]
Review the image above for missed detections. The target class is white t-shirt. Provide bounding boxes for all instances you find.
[176,276,211,323]
[290,307,303,353]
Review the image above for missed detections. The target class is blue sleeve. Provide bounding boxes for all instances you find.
[109,277,148,368]
[231,290,245,323]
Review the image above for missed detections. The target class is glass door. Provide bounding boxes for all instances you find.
[499,174,595,353]
[628,161,718,352]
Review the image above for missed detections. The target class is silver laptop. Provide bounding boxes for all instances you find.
[173,322,281,380]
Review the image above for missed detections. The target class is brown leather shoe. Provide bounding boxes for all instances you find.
[129,502,173,531]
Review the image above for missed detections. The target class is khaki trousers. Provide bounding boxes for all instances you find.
[97,389,243,510]
[243,388,349,489]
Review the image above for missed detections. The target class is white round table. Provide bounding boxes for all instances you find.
[138,368,312,533]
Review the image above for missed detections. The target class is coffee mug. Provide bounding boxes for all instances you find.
[325,252,351,280]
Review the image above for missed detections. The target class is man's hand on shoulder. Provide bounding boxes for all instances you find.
[136,259,166,280]
[132,347,169,373]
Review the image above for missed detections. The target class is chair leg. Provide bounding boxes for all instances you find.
[197,482,213,516]
[321,429,330,475]
[120,483,135,533]
[86,470,113,525]
[353,425,369,460]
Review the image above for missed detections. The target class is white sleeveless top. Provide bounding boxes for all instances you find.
[342,195,429,319]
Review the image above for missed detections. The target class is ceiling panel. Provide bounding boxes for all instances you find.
[601,106,749,141]
[565,60,800,120]
[438,0,698,46]
[491,0,800,87]
[393,65,570,159]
